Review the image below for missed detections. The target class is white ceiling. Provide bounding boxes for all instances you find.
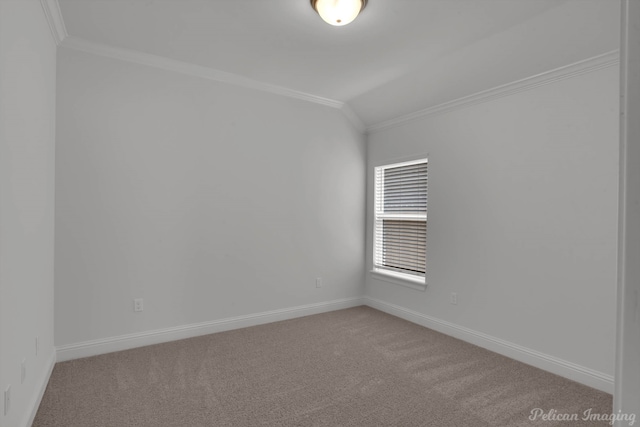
[56,0,620,129]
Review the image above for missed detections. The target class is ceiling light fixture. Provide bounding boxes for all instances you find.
[310,0,367,26]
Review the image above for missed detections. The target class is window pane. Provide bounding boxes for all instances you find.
[381,219,426,275]
[383,162,427,213]
[374,159,427,279]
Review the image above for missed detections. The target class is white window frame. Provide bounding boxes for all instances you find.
[371,157,428,291]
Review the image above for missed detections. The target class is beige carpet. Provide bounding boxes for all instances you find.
[34,307,612,426]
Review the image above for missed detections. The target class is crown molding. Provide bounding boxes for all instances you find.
[60,36,341,107]
[367,50,620,134]
[40,0,67,45]
[341,103,366,134]
[59,36,366,133]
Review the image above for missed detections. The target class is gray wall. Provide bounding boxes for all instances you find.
[54,48,366,347]
[0,1,57,426]
[366,65,620,382]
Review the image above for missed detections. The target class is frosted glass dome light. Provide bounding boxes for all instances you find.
[311,0,367,26]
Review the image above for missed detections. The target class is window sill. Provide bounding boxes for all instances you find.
[369,269,427,291]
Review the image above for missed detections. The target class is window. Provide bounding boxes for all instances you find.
[373,158,427,287]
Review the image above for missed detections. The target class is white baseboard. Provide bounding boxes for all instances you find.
[364,297,614,394]
[56,297,364,362]
[24,350,56,427]
[54,295,613,394]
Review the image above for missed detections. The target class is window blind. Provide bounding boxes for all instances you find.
[374,159,427,278]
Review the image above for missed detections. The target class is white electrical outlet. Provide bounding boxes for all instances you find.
[316,278,322,288]
[134,298,144,312]
[450,292,458,305]
[4,385,10,416]
[21,359,26,384]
